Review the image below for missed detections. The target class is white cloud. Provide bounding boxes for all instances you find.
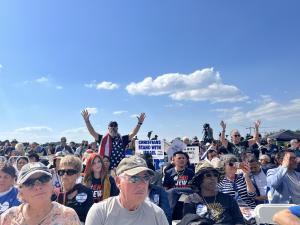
[84,80,96,88]
[0,126,54,143]
[219,98,300,123]
[165,103,184,108]
[85,81,119,90]
[35,76,49,83]
[85,107,98,114]
[213,107,242,113]
[56,86,63,90]
[14,126,53,133]
[126,68,248,103]
[130,114,139,118]
[0,64,3,70]
[113,110,127,115]
[97,81,119,90]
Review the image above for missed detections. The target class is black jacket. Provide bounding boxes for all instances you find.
[57,183,93,222]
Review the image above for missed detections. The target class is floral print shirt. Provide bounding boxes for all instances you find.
[0,201,81,225]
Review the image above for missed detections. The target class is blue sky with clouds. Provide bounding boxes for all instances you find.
[1,0,300,143]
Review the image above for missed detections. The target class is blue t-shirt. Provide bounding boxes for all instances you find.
[0,187,21,214]
[289,205,300,218]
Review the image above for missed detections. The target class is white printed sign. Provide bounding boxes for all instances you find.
[135,140,164,160]
[183,146,200,164]
[166,139,187,159]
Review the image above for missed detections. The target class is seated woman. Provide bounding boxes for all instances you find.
[57,155,93,223]
[82,153,119,203]
[217,154,256,210]
[0,163,20,215]
[183,161,244,225]
[15,156,29,176]
[0,162,80,225]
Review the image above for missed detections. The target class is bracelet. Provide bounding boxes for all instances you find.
[138,122,143,125]
[222,130,225,132]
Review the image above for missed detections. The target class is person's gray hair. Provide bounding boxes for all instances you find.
[219,154,238,169]
[230,129,240,136]
[290,139,299,144]
[259,154,270,162]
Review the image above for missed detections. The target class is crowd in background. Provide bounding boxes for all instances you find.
[0,112,300,225]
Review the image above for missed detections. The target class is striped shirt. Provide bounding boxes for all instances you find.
[218,173,256,209]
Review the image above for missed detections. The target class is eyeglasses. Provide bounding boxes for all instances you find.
[233,134,241,137]
[58,169,78,176]
[121,174,152,184]
[22,175,51,188]
[203,172,219,178]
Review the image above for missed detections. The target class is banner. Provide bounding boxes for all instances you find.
[135,140,164,160]
[183,146,200,164]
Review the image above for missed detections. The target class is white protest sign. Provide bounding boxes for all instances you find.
[183,146,200,164]
[166,139,187,159]
[135,140,164,159]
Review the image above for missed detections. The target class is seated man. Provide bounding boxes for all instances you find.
[183,161,244,225]
[163,151,194,220]
[248,156,268,204]
[267,150,300,204]
[273,205,300,225]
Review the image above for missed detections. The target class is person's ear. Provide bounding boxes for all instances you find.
[116,176,121,189]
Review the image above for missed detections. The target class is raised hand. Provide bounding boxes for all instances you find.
[254,120,261,129]
[220,120,226,130]
[137,113,146,124]
[81,109,90,122]
[240,162,251,176]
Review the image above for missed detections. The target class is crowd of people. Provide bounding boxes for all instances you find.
[0,110,300,225]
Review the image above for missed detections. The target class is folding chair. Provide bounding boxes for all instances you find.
[254,204,296,224]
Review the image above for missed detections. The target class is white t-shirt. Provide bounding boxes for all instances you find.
[85,196,169,225]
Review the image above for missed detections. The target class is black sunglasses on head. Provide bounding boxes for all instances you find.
[58,169,78,176]
[233,134,241,137]
[22,175,51,188]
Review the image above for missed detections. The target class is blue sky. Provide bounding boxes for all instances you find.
[0,0,300,143]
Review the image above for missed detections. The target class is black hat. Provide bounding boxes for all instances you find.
[108,121,118,127]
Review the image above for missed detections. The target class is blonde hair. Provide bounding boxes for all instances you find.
[15,143,25,155]
[59,155,82,172]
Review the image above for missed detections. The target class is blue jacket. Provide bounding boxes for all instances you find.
[267,166,300,204]
[0,187,21,214]
[149,185,172,225]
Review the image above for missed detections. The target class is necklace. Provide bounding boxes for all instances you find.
[201,193,218,220]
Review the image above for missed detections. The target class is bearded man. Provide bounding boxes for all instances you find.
[82,109,145,169]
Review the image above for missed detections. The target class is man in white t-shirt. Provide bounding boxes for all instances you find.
[85,156,169,225]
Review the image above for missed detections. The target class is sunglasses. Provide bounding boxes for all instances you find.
[22,175,51,188]
[233,134,241,137]
[228,162,239,168]
[121,174,152,184]
[203,172,219,178]
[58,169,78,176]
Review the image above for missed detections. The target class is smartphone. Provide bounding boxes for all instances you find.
[234,162,240,168]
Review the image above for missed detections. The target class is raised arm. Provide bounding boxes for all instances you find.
[128,113,146,140]
[248,120,261,146]
[220,120,228,148]
[81,109,100,141]
[241,163,256,194]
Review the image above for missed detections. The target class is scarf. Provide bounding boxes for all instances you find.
[98,133,112,157]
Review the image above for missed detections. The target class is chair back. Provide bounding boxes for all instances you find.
[254,204,296,224]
